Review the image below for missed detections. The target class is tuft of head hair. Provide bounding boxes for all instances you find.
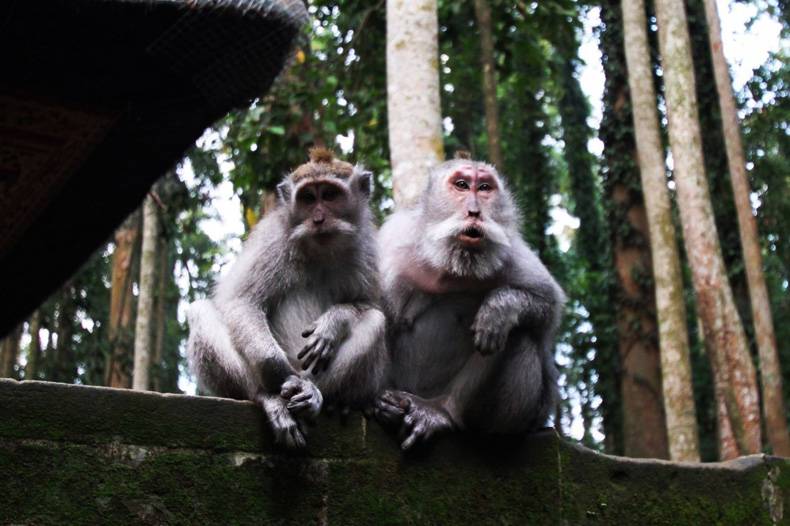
[309,146,335,164]
[290,147,355,182]
[454,150,472,160]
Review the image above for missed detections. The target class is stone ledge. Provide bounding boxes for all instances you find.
[0,379,787,524]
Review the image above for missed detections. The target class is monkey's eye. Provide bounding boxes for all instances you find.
[454,180,470,190]
[478,183,493,192]
[297,190,317,205]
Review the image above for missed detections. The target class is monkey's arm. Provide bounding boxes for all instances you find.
[299,302,383,374]
[220,297,299,390]
[473,241,565,355]
[212,213,302,392]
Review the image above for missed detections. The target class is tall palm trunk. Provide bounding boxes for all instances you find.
[24,310,42,381]
[133,195,159,391]
[622,0,700,462]
[0,324,23,378]
[702,0,790,457]
[473,0,504,169]
[386,0,444,208]
[654,0,761,458]
[106,211,141,388]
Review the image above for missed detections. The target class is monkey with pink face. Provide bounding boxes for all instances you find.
[375,154,565,450]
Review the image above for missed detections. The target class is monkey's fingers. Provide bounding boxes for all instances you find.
[287,391,312,405]
[280,378,302,399]
[380,390,411,411]
[301,341,327,371]
[474,329,497,355]
[313,345,335,374]
[297,337,321,360]
[374,398,405,426]
[287,398,313,414]
[301,327,315,338]
[401,424,426,450]
[288,426,307,449]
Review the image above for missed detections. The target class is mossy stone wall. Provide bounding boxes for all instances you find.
[0,379,787,525]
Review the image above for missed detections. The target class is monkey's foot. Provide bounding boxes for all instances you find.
[281,375,323,421]
[375,390,454,450]
[258,393,307,449]
[397,392,454,450]
[373,390,410,429]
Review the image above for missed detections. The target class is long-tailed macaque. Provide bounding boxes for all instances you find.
[187,148,387,448]
[375,154,564,450]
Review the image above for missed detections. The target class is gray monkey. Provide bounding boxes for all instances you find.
[375,153,564,450]
[187,148,387,448]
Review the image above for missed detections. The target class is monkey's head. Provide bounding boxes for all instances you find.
[277,147,373,251]
[418,154,520,279]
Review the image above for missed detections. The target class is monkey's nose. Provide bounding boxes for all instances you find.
[313,217,325,225]
[467,209,481,218]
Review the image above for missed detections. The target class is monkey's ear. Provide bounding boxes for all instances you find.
[277,180,292,203]
[353,169,373,198]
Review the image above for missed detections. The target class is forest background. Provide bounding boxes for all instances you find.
[1,0,788,463]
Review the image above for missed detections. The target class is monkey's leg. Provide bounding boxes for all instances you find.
[187,300,258,399]
[187,300,308,448]
[464,334,558,434]
[380,336,553,449]
[311,307,387,409]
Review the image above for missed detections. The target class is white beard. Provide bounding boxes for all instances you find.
[418,216,511,279]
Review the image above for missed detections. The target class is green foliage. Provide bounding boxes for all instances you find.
[188,0,392,223]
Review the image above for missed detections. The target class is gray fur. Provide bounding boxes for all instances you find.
[187,165,387,449]
[375,159,565,450]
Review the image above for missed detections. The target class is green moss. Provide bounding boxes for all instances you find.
[0,441,327,525]
[558,441,780,525]
[1,382,788,525]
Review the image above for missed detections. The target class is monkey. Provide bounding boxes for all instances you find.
[187,148,387,449]
[374,153,565,450]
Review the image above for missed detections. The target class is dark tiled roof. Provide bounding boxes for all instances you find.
[0,0,308,335]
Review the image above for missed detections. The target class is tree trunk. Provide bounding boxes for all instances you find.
[24,310,42,381]
[654,0,762,458]
[133,195,159,391]
[0,324,23,378]
[106,211,141,388]
[387,0,444,208]
[599,0,668,459]
[152,237,168,393]
[622,0,701,462]
[53,286,76,383]
[702,0,790,457]
[473,0,504,169]
[611,184,670,459]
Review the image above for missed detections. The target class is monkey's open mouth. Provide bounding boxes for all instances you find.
[312,231,337,244]
[458,225,484,245]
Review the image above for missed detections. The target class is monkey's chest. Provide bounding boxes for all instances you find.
[269,292,330,361]
[391,292,482,397]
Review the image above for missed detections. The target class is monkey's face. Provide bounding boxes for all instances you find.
[443,163,499,248]
[425,162,510,250]
[419,160,516,279]
[289,180,357,246]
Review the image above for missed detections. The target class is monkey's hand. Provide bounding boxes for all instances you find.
[281,375,323,421]
[258,393,307,449]
[376,390,454,450]
[298,308,352,374]
[471,304,512,356]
